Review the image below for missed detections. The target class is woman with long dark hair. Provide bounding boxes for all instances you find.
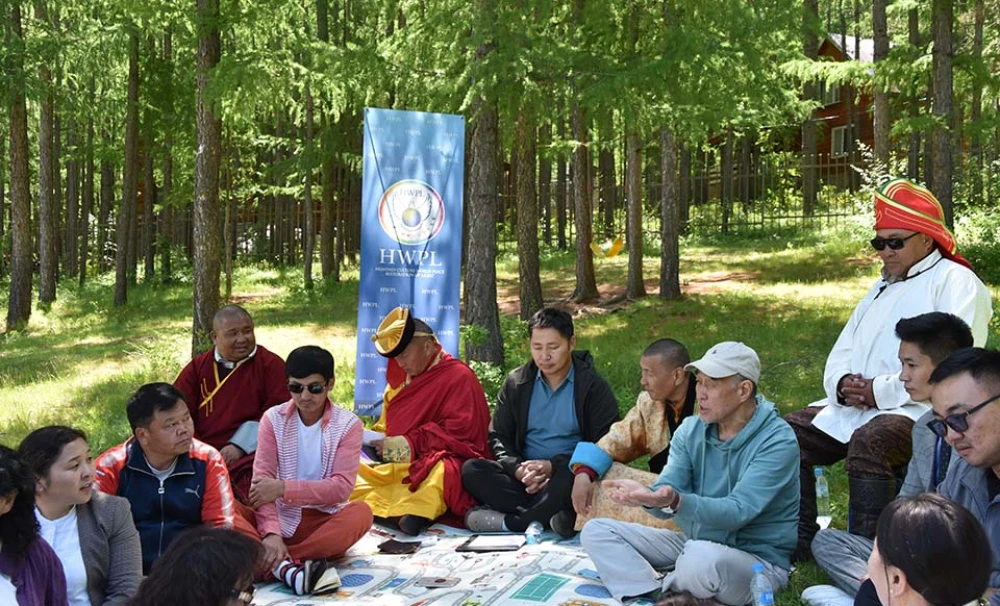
[19,426,142,606]
[0,445,68,605]
[127,527,261,606]
[867,493,991,606]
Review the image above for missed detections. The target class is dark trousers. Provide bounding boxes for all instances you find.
[461,458,575,533]
[786,406,914,551]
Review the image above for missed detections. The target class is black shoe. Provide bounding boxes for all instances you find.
[792,538,814,563]
[548,509,577,538]
[398,514,431,536]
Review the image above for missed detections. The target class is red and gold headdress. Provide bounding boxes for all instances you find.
[873,178,972,270]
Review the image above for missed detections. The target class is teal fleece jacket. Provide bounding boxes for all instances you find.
[644,395,799,570]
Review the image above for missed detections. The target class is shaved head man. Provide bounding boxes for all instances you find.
[174,305,290,502]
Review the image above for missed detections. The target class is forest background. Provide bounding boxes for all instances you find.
[2,0,1000,602]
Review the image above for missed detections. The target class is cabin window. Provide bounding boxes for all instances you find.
[818,82,842,106]
[831,126,849,157]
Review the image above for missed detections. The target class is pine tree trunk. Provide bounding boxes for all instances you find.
[931,0,953,228]
[968,0,984,204]
[224,160,233,299]
[571,101,598,302]
[192,0,223,355]
[625,128,645,299]
[598,110,616,239]
[334,163,345,279]
[907,9,921,180]
[142,36,156,282]
[303,86,315,289]
[6,2,33,329]
[679,143,691,231]
[115,32,140,306]
[98,137,113,273]
[320,141,335,279]
[660,128,681,300]
[143,113,156,281]
[556,111,567,250]
[160,29,174,282]
[720,128,734,234]
[872,0,890,168]
[465,100,504,363]
[515,110,543,320]
[54,115,63,275]
[464,0,504,365]
[80,101,94,287]
[36,0,56,304]
[801,0,819,217]
[0,135,5,278]
[66,123,79,278]
[538,123,552,247]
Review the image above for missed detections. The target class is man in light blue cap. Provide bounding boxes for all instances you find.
[580,341,799,605]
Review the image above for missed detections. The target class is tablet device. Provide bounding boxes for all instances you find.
[455,534,526,552]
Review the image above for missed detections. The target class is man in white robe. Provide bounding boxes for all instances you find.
[785,178,992,560]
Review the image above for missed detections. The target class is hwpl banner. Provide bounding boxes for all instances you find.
[353,107,465,415]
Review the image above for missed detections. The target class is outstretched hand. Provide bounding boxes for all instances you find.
[603,479,676,509]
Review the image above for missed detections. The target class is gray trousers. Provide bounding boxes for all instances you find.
[581,519,789,605]
[811,528,873,596]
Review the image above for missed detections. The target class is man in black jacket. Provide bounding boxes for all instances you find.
[461,307,619,537]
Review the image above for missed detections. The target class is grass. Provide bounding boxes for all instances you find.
[2,224,998,605]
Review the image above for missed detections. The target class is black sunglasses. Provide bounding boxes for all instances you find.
[287,382,325,395]
[926,393,1000,438]
[870,232,919,251]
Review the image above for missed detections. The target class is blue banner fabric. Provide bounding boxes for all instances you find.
[353,107,466,415]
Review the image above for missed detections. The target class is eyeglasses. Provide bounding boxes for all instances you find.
[287,382,325,395]
[870,232,919,251]
[926,393,1000,438]
[230,585,255,604]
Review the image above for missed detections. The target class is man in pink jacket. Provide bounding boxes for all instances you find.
[236,345,373,595]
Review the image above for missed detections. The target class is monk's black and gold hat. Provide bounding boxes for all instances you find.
[372,307,414,357]
[372,306,436,358]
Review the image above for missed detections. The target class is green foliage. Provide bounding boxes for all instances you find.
[2,225,1000,604]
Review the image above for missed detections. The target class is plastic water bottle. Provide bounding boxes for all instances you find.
[751,563,775,606]
[525,521,543,545]
[815,467,832,530]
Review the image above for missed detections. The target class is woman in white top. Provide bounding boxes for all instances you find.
[867,493,990,606]
[19,427,142,606]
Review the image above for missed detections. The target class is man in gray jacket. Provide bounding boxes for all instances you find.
[804,313,974,605]
[581,342,799,605]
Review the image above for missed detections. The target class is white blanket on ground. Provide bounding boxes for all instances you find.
[251,522,649,606]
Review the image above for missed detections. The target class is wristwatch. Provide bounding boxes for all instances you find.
[662,492,681,514]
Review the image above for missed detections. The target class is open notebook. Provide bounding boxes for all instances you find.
[313,567,342,595]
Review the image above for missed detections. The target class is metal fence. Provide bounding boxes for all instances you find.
[0,150,869,270]
[497,150,868,253]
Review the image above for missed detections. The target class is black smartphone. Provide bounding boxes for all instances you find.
[378,538,421,555]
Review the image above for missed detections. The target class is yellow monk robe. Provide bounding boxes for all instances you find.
[351,349,491,520]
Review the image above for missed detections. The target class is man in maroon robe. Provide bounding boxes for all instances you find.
[174,305,289,502]
[351,307,492,535]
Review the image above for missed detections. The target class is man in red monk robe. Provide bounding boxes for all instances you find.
[174,305,289,502]
[351,306,492,535]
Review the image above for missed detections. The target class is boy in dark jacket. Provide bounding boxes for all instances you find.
[461,307,619,537]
